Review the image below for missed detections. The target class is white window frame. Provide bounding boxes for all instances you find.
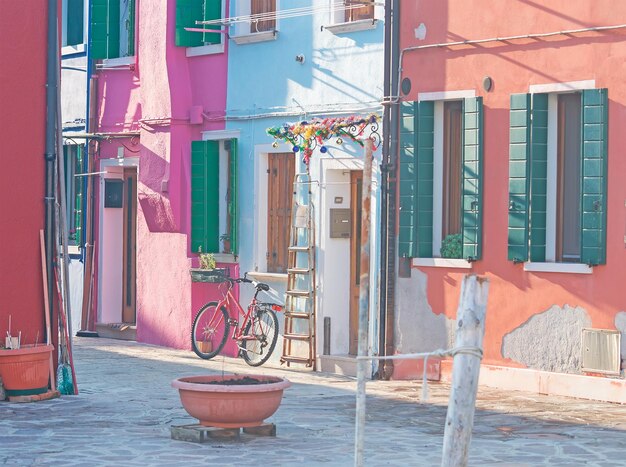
[324,0,381,34]
[410,90,475,269]
[231,0,279,45]
[61,0,88,55]
[525,80,596,272]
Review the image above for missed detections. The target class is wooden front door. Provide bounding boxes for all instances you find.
[349,171,363,355]
[122,168,137,324]
[267,153,295,273]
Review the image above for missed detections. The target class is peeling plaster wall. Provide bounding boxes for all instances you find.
[395,272,456,354]
[502,305,591,374]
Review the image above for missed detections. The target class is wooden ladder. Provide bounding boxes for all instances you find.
[280,173,316,368]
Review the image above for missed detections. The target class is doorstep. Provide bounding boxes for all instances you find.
[95,323,136,341]
[318,354,360,378]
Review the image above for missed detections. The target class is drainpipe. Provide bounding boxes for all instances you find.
[381,0,400,380]
[377,0,392,378]
[45,0,59,355]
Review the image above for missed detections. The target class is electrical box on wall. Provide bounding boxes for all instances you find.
[330,209,351,238]
[104,179,124,208]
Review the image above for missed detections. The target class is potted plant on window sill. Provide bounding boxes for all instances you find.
[440,233,463,259]
[220,233,231,254]
[190,251,228,283]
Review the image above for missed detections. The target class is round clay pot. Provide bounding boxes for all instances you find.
[171,374,291,428]
[0,344,53,397]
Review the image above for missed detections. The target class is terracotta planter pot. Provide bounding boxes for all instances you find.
[0,344,53,397]
[172,374,291,428]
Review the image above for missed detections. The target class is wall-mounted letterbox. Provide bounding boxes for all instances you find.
[104,179,124,208]
[330,208,351,238]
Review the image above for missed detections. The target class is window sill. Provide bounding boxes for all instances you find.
[213,253,238,264]
[412,258,473,269]
[247,271,288,283]
[186,42,224,57]
[100,56,136,68]
[523,262,593,274]
[62,44,86,56]
[231,30,278,45]
[323,19,378,34]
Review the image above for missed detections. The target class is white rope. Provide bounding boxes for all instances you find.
[357,346,483,401]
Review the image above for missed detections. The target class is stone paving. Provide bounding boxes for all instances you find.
[1,338,625,466]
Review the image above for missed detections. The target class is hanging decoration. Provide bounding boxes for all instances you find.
[267,113,381,164]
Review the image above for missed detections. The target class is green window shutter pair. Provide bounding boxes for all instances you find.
[191,139,239,254]
[506,89,608,265]
[89,0,135,59]
[176,0,222,47]
[398,97,484,261]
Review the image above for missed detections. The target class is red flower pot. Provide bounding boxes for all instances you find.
[172,374,291,428]
[0,344,53,397]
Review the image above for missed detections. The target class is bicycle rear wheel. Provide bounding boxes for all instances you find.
[241,307,279,367]
[191,302,230,359]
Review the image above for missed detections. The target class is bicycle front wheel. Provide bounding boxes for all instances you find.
[191,302,230,359]
[241,307,279,367]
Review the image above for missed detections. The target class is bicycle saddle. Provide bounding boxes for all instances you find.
[256,282,270,291]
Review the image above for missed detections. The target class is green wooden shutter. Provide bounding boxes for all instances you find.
[398,101,417,257]
[90,0,109,59]
[529,93,548,262]
[203,0,222,45]
[67,0,85,46]
[415,101,435,258]
[191,140,220,253]
[127,0,136,56]
[581,88,608,265]
[461,97,483,261]
[507,94,531,262]
[108,0,120,58]
[176,0,204,47]
[229,138,238,255]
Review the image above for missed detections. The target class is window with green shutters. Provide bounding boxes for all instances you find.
[176,0,223,47]
[507,88,608,266]
[398,97,484,261]
[191,139,239,255]
[63,145,85,249]
[90,0,136,59]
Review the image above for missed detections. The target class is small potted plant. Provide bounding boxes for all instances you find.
[220,233,231,254]
[440,233,463,259]
[190,249,228,283]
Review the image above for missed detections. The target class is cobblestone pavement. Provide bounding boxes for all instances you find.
[1,338,625,466]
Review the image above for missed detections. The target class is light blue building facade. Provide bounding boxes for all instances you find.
[222,1,385,372]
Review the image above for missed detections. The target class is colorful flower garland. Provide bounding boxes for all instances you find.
[267,113,380,164]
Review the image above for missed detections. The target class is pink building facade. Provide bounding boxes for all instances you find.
[92,0,237,351]
[394,0,626,402]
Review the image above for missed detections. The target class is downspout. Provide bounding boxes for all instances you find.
[381,0,400,380]
[377,0,392,378]
[45,0,59,356]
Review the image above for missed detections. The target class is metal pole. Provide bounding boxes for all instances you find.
[354,139,373,467]
[441,275,489,467]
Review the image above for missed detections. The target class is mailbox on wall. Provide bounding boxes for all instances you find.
[330,209,351,238]
[104,179,124,208]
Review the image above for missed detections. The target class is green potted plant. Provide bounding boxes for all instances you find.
[220,233,231,254]
[190,249,228,283]
[440,233,463,259]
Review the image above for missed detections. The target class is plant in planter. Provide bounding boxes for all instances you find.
[440,233,463,259]
[220,233,231,254]
[190,249,228,283]
[171,374,291,428]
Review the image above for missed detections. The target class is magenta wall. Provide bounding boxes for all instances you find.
[0,1,48,345]
[395,0,626,377]
[95,0,230,349]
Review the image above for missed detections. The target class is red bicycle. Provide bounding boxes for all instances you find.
[191,274,283,366]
